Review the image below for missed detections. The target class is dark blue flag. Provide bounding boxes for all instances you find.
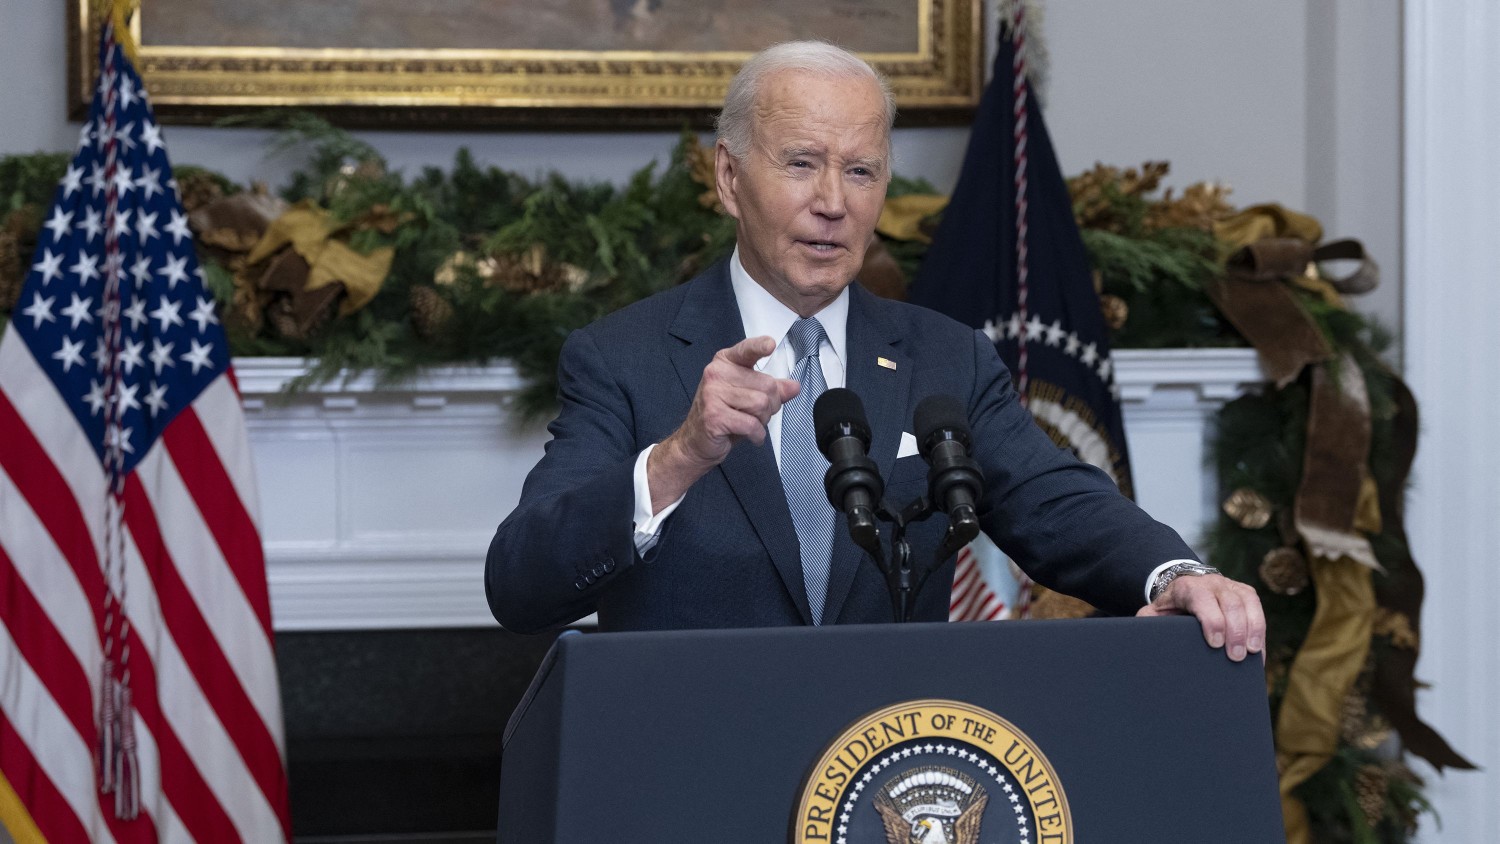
[908,15,1133,501]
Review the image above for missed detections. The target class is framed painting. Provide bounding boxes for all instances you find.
[68,0,983,128]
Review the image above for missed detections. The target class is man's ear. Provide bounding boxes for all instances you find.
[714,139,742,220]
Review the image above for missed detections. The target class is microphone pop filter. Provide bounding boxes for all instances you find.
[814,388,872,453]
[913,394,971,458]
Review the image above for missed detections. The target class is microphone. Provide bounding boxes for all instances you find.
[814,389,884,551]
[913,395,983,546]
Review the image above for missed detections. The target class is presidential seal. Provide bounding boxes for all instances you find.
[792,700,1071,844]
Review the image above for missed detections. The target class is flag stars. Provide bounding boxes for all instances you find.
[60,165,84,198]
[76,207,104,241]
[135,211,159,244]
[1005,313,1023,340]
[118,74,137,109]
[1079,342,1099,367]
[103,251,126,283]
[144,382,169,417]
[113,123,137,154]
[158,254,190,289]
[32,249,64,285]
[111,208,134,239]
[136,166,163,201]
[95,296,119,326]
[149,296,184,331]
[181,339,215,375]
[139,121,164,155]
[107,425,137,455]
[61,293,95,329]
[1063,332,1082,357]
[1024,314,1045,342]
[188,297,219,333]
[92,337,109,371]
[84,379,107,415]
[87,161,108,197]
[21,292,57,328]
[164,210,191,245]
[42,207,73,242]
[129,254,153,290]
[1044,319,1066,347]
[76,120,94,152]
[1097,357,1113,382]
[149,339,175,375]
[70,251,101,285]
[112,165,136,197]
[115,382,141,415]
[53,337,86,372]
[123,297,148,331]
[119,338,145,375]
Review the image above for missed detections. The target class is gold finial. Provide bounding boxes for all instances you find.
[94,0,141,64]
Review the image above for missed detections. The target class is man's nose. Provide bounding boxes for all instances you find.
[810,169,847,219]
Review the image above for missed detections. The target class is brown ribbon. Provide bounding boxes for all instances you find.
[1204,221,1471,839]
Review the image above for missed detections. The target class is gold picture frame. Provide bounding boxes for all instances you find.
[68,0,983,128]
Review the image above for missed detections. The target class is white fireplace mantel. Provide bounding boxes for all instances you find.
[239,348,1264,632]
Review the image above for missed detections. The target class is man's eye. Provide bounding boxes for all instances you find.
[789,160,811,169]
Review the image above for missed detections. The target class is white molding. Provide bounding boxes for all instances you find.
[1404,2,1500,840]
[1113,348,1263,402]
[241,352,1262,632]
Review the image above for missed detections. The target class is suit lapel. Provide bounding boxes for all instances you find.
[668,263,813,624]
[821,285,912,624]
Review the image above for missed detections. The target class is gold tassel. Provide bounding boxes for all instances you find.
[93,0,142,65]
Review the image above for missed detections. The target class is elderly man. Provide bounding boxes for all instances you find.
[486,41,1264,662]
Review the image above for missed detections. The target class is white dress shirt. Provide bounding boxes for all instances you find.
[631,247,848,553]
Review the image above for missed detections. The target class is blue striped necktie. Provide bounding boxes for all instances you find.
[780,317,835,624]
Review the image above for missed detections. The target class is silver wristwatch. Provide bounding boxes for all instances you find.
[1149,561,1221,602]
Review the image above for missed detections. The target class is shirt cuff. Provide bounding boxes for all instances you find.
[1144,559,1199,604]
[632,443,685,556]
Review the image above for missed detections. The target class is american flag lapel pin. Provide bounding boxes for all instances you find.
[877,357,897,371]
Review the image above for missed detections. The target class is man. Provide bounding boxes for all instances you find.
[486,42,1264,662]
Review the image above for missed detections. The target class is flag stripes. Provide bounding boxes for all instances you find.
[949,547,1008,621]
[0,18,288,841]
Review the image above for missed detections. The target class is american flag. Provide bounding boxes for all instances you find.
[0,21,289,842]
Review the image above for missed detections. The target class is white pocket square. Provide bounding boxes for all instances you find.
[897,431,919,459]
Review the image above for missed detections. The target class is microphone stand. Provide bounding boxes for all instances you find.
[848,496,979,623]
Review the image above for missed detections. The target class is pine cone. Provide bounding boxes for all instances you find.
[1223,487,1274,530]
[1354,765,1389,824]
[1099,294,1129,330]
[409,284,454,340]
[1259,547,1310,595]
[176,169,226,214]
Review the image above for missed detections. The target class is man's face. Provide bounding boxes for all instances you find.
[716,70,891,317]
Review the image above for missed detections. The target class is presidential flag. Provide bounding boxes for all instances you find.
[0,18,289,843]
[909,5,1133,621]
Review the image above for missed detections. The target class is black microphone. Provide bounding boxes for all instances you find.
[814,388,884,552]
[914,395,983,546]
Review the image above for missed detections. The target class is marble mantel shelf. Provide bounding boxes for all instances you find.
[235,348,1264,631]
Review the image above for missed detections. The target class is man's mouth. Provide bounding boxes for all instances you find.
[800,239,843,252]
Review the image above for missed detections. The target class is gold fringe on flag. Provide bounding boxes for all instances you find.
[93,0,142,64]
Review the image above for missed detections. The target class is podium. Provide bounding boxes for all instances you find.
[499,617,1282,842]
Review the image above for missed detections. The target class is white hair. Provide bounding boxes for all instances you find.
[715,41,897,161]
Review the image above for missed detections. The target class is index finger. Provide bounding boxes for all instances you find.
[720,335,777,369]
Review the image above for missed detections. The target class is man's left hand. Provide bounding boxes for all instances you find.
[1136,574,1265,662]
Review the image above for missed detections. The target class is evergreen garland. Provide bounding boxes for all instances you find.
[0,128,1464,841]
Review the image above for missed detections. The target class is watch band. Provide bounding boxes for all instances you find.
[1149,561,1221,602]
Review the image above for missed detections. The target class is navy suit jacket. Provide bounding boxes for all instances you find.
[486,260,1194,633]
